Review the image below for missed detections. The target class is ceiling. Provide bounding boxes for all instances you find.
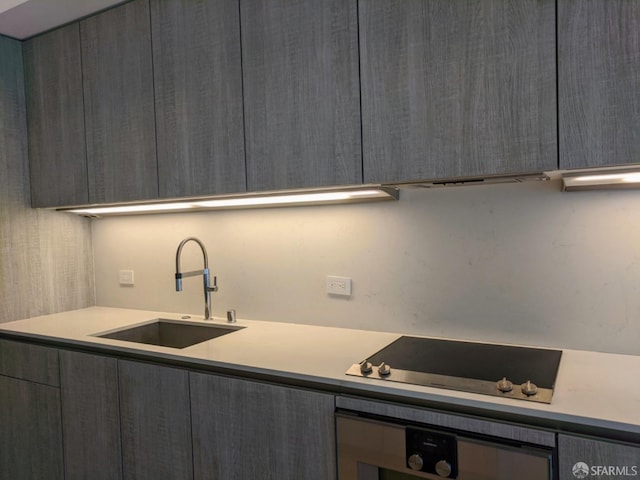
[0,0,125,40]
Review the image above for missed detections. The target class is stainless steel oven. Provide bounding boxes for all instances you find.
[336,412,554,479]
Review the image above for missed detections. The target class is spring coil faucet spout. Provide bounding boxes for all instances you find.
[175,237,218,320]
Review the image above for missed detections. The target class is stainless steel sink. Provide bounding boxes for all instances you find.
[95,319,244,349]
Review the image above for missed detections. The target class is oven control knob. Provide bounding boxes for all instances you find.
[521,380,538,396]
[435,459,452,477]
[496,377,513,392]
[378,362,391,376]
[359,360,373,374]
[407,453,423,471]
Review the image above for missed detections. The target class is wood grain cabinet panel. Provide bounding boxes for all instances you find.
[151,0,246,197]
[23,23,88,207]
[558,0,640,169]
[0,376,64,480]
[0,34,27,212]
[80,0,158,203]
[119,360,193,480]
[60,351,122,480]
[558,434,640,480]
[190,372,336,480]
[360,0,557,183]
[241,0,362,191]
[0,339,59,385]
[336,396,556,447]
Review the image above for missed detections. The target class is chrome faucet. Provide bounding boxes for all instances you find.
[175,237,218,320]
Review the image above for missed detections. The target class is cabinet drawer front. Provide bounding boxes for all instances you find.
[337,396,556,447]
[558,434,640,480]
[0,339,59,386]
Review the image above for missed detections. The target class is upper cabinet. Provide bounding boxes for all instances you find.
[558,0,640,170]
[80,0,158,203]
[240,0,362,191]
[151,0,246,197]
[23,24,88,208]
[359,0,557,184]
[28,0,640,207]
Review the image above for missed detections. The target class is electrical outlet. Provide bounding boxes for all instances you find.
[326,275,352,297]
[119,269,134,286]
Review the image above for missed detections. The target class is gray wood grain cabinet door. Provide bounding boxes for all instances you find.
[0,376,64,480]
[558,434,640,480]
[151,0,246,197]
[360,0,557,183]
[558,0,640,169]
[0,32,29,213]
[190,372,336,480]
[119,360,193,480]
[23,23,88,208]
[80,0,158,203]
[241,0,362,191]
[60,350,122,480]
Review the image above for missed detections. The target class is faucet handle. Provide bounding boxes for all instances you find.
[208,275,218,292]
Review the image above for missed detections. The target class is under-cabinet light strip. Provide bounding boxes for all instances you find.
[62,187,399,217]
[562,169,640,191]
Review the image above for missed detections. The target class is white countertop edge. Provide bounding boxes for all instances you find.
[1,306,639,437]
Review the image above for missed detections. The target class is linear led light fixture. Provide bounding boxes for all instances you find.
[60,186,399,217]
[562,168,640,191]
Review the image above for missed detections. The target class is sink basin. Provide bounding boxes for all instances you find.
[95,319,244,349]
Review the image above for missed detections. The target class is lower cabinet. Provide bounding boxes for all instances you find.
[54,348,337,480]
[118,360,193,480]
[558,434,640,480]
[0,377,64,479]
[31,341,640,480]
[59,353,193,480]
[60,350,122,480]
[190,372,337,480]
[0,341,63,480]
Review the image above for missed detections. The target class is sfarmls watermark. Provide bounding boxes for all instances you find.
[573,462,639,478]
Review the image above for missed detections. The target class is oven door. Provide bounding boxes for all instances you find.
[336,413,553,480]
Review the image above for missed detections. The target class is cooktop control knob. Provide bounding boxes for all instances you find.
[435,459,453,477]
[407,453,424,471]
[521,380,538,396]
[378,362,391,376]
[359,360,373,375]
[496,377,513,392]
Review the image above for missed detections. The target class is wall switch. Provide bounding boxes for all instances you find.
[326,275,352,297]
[119,269,134,286]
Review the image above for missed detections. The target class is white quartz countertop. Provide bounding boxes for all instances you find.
[1,306,639,436]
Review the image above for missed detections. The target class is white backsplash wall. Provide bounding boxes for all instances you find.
[92,180,640,355]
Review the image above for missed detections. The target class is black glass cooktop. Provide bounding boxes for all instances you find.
[346,336,563,403]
